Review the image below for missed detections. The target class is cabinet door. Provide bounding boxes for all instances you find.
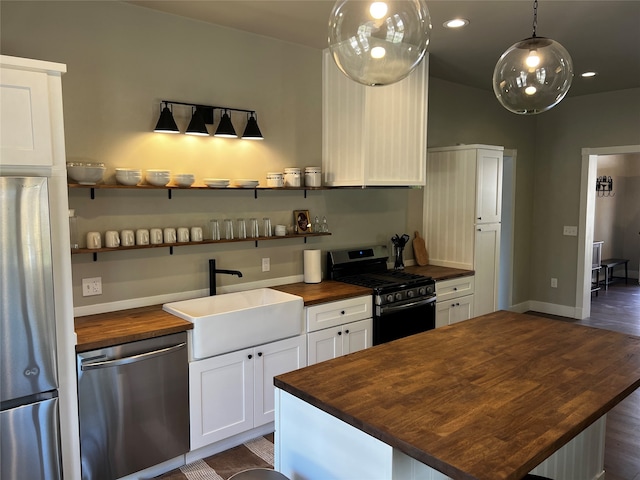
[474,224,501,317]
[254,336,307,427]
[189,349,253,450]
[307,327,343,366]
[475,149,503,224]
[0,67,53,167]
[322,49,428,186]
[306,295,371,333]
[343,318,372,355]
[436,295,474,327]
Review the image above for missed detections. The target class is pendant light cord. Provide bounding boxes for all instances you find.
[532,0,538,37]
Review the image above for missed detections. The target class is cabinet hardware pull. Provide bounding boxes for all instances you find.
[337,331,342,335]
[345,330,349,334]
[453,287,457,291]
[451,304,456,307]
[340,310,345,315]
[248,354,253,359]
[258,352,263,357]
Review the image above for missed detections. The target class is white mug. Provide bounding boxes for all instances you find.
[177,227,190,243]
[190,226,203,242]
[150,228,163,245]
[121,229,135,247]
[163,227,177,244]
[86,231,102,249]
[105,230,120,248]
[136,229,150,246]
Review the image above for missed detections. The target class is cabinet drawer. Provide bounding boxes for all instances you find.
[306,295,372,332]
[436,276,475,302]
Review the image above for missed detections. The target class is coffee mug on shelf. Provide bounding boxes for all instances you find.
[190,226,203,242]
[121,229,135,247]
[86,231,102,249]
[163,228,177,243]
[105,230,120,248]
[136,229,150,246]
[177,227,190,243]
[150,228,163,245]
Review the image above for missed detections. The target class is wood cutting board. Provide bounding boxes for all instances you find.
[413,231,429,266]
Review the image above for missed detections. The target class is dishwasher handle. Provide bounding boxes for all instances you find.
[81,342,186,371]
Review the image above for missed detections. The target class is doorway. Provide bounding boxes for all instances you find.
[498,150,516,310]
[576,145,640,319]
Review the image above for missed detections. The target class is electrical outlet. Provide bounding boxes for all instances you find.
[563,226,578,236]
[262,258,270,272]
[82,277,102,296]
[551,278,558,288]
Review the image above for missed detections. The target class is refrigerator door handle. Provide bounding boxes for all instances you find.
[80,342,186,371]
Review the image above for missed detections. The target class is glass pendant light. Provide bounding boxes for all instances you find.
[214,109,238,138]
[492,0,573,115]
[185,107,208,136]
[328,0,432,86]
[154,102,179,133]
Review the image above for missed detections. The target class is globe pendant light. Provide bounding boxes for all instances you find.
[328,0,432,86]
[492,0,573,115]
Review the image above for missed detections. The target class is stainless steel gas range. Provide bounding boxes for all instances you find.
[327,245,436,345]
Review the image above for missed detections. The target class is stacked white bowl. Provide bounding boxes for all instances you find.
[67,162,106,185]
[115,168,142,186]
[173,173,195,188]
[145,169,171,186]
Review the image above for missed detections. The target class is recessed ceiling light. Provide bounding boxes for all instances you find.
[581,71,597,78]
[443,18,469,29]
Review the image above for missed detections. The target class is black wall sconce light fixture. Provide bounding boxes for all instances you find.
[154,100,263,140]
[596,176,614,197]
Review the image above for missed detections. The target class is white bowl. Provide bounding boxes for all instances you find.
[115,168,142,186]
[232,179,259,188]
[67,164,106,185]
[173,174,195,188]
[203,178,230,188]
[146,170,171,186]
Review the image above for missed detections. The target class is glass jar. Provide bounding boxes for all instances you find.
[69,209,79,249]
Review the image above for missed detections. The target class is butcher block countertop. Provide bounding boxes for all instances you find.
[75,305,192,352]
[275,311,640,480]
[74,265,468,351]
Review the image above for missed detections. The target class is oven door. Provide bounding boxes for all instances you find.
[373,296,436,345]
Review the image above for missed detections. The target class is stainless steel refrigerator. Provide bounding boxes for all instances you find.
[1,176,62,479]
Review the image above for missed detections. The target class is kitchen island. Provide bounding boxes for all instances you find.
[274,311,640,480]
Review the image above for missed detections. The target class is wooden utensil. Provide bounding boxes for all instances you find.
[413,231,429,266]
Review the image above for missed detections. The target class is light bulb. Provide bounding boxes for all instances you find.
[525,50,540,68]
[525,86,537,95]
[328,0,432,86]
[369,2,388,19]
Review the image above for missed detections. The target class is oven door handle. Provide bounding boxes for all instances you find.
[378,296,436,316]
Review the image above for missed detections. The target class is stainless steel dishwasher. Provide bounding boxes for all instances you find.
[77,332,189,480]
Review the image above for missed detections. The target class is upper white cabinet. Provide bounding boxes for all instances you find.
[322,49,429,186]
[0,55,66,169]
[424,145,504,270]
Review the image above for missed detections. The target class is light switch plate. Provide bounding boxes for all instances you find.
[563,226,578,236]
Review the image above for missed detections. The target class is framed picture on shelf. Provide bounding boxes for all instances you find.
[294,210,311,234]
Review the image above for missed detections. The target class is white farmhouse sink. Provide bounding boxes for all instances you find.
[163,288,304,359]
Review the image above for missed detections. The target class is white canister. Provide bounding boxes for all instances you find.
[304,167,322,187]
[283,167,302,187]
[266,172,284,188]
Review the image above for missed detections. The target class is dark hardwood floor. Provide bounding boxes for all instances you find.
[529,280,640,480]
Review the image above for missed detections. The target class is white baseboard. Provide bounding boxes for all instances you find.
[507,301,530,313]
[185,423,274,465]
[527,300,578,318]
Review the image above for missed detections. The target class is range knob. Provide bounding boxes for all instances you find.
[418,287,427,296]
[386,294,394,303]
[395,292,403,301]
[407,290,415,298]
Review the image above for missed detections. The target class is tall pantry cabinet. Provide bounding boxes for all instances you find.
[424,145,503,318]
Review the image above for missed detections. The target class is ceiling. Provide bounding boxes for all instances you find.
[126,0,640,97]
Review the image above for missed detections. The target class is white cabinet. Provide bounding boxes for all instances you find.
[306,295,373,366]
[435,276,475,328]
[322,49,429,186]
[189,335,306,450]
[0,55,66,169]
[308,318,372,365]
[474,223,501,316]
[425,145,502,317]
